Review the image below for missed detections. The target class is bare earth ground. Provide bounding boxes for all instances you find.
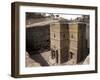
[26,51,89,67]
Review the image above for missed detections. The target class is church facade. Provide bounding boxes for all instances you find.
[50,19,86,65]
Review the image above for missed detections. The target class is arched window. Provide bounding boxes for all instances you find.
[71,34,73,39]
[69,52,74,59]
[54,33,55,38]
[63,34,65,38]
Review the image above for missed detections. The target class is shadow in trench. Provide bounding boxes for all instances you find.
[83,48,90,62]
[29,51,49,66]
